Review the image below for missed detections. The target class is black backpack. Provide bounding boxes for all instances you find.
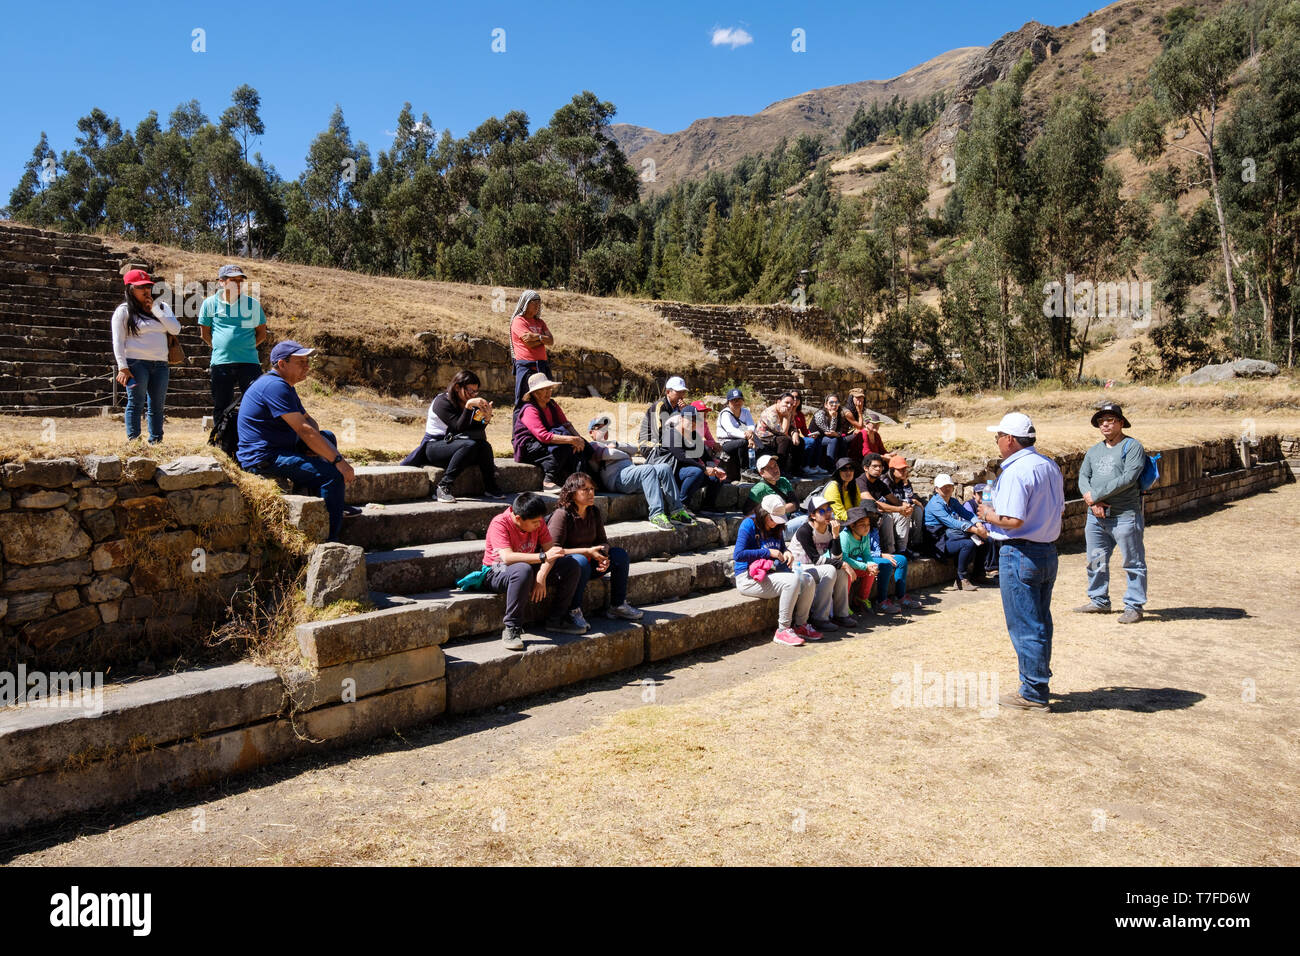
[208,399,242,459]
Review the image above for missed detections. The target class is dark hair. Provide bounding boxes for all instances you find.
[864,453,885,469]
[824,393,839,406]
[1017,435,1037,446]
[832,465,857,501]
[780,391,796,402]
[121,284,155,337]
[556,472,595,513]
[511,491,549,520]
[447,369,480,405]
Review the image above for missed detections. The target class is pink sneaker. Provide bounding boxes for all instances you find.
[880,599,902,615]
[772,628,805,647]
[795,624,823,641]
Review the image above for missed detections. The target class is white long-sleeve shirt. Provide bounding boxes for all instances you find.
[111,301,181,369]
[717,407,755,440]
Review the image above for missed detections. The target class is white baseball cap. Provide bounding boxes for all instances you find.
[756,454,776,471]
[934,473,955,489]
[986,412,1036,439]
[760,493,788,523]
[665,376,688,392]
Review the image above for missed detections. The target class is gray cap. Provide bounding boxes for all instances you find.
[217,264,247,280]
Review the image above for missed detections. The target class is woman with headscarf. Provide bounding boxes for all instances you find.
[509,290,553,408]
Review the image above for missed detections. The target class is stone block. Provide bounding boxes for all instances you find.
[423,459,541,496]
[16,490,70,509]
[446,621,645,714]
[640,590,778,661]
[154,456,226,490]
[82,508,118,542]
[24,605,101,648]
[666,548,735,591]
[284,645,445,711]
[2,559,92,592]
[0,509,91,565]
[5,591,52,624]
[53,588,81,611]
[305,542,367,608]
[296,602,449,669]
[99,602,120,624]
[297,678,446,743]
[116,495,170,534]
[344,465,431,505]
[81,455,122,482]
[76,486,117,511]
[165,486,245,525]
[200,551,249,575]
[91,539,129,571]
[284,494,329,543]
[2,458,79,489]
[82,574,131,603]
[123,456,157,481]
[206,523,250,550]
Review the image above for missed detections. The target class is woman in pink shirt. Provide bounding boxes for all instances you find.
[510,290,554,408]
[512,371,588,489]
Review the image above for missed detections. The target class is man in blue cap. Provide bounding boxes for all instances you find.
[237,340,355,541]
[199,264,268,419]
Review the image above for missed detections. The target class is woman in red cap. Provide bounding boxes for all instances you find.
[111,269,181,443]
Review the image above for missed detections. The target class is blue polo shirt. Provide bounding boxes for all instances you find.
[989,447,1065,543]
[236,371,305,469]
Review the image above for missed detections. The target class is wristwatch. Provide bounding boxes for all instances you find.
[331,454,343,464]
[537,550,547,564]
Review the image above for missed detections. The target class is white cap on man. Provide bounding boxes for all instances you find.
[934,473,955,489]
[665,376,688,393]
[755,454,776,471]
[986,412,1036,439]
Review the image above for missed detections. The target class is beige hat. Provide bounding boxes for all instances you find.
[523,372,561,400]
[760,493,788,524]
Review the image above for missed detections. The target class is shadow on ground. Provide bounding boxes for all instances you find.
[1050,686,1205,713]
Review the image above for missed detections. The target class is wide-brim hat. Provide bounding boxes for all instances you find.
[1091,403,1131,428]
[834,457,856,472]
[523,372,561,400]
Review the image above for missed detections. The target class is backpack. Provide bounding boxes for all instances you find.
[208,399,242,460]
[1123,438,1161,493]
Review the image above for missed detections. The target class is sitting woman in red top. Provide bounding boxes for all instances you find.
[511,371,588,490]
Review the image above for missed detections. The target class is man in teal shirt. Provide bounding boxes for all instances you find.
[1075,402,1148,623]
[199,264,268,418]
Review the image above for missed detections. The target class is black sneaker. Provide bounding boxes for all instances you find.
[483,486,505,500]
[435,485,456,503]
[501,627,525,651]
[342,505,363,517]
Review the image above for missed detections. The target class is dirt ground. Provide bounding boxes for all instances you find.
[4,482,1297,866]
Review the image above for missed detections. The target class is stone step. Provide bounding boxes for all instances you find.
[0,388,212,407]
[367,517,732,594]
[0,359,209,380]
[0,403,210,418]
[0,248,122,271]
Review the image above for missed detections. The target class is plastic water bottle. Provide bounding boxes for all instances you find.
[748,447,757,470]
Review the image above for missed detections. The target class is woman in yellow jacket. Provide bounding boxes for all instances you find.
[824,457,861,521]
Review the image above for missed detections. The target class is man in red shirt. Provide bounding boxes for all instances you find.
[510,290,554,408]
[483,491,585,650]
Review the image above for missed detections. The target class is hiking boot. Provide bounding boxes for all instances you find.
[609,602,644,620]
[568,608,591,632]
[956,578,979,591]
[501,627,525,652]
[649,513,675,531]
[545,615,588,635]
[1073,601,1111,613]
[810,618,840,632]
[900,595,922,609]
[772,628,805,647]
[1117,607,1144,624]
[435,485,456,503]
[999,692,1050,713]
[670,509,698,526]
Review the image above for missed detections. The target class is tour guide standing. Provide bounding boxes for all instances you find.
[199,264,268,419]
[977,412,1065,714]
[1075,402,1147,623]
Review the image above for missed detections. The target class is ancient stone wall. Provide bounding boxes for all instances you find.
[0,454,276,672]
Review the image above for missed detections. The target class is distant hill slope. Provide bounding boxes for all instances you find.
[616,46,983,192]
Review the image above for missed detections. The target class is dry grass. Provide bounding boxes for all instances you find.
[745,321,878,378]
[105,240,709,376]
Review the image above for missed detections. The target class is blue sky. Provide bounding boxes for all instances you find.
[1,0,1099,197]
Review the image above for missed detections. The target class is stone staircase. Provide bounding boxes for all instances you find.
[336,459,955,715]
[653,302,810,401]
[0,221,210,417]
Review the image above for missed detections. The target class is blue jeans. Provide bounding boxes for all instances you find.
[251,429,345,542]
[999,540,1058,704]
[869,553,908,601]
[570,548,630,609]
[808,435,843,471]
[1085,508,1147,610]
[677,465,720,510]
[124,358,169,442]
[211,362,262,419]
[609,462,681,518]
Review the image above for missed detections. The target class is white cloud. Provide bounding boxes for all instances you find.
[711,26,754,49]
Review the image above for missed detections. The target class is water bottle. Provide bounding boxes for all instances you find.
[748,447,757,470]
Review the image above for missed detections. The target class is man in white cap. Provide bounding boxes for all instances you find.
[639,375,689,453]
[977,412,1065,713]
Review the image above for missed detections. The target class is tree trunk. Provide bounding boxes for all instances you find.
[1204,105,1240,338]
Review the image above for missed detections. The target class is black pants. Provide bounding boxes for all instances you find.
[720,437,749,483]
[756,434,796,476]
[211,362,261,420]
[486,557,581,628]
[518,436,586,484]
[423,435,497,491]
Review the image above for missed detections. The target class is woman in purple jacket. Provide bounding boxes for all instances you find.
[512,372,588,490]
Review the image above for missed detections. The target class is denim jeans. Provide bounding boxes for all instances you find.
[869,554,908,601]
[609,462,680,518]
[935,533,979,580]
[677,465,720,510]
[808,435,843,472]
[998,540,1059,704]
[124,358,169,442]
[1084,508,1147,610]
[569,547,630,609]
[251,429,345,542]
[513,358,552,407]
[211,362,262,419]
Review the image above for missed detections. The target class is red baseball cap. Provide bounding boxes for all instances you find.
[123,269,154,287]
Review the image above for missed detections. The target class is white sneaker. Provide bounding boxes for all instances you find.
[568,608,590,632]
[610,603,643,620]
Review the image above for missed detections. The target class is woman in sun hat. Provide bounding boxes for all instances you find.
[512,371,587,489]
[111,268,182,443]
